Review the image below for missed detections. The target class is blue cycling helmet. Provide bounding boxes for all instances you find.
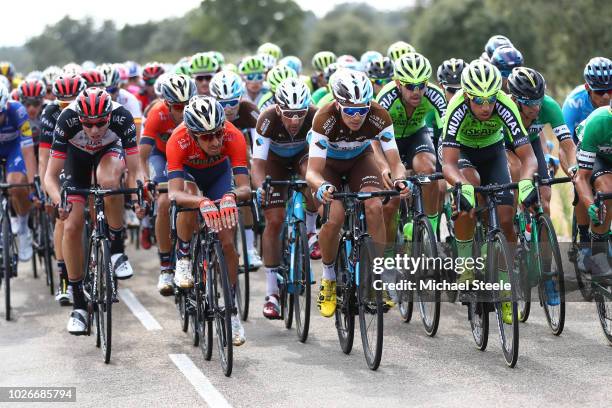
[491,46,524,78]
[279,56,302,75]
[484,35,513,58]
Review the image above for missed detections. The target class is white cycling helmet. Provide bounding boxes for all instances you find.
[258,53,277,71]
[153,73,170,98]
[98,63,121,88]
[0,83,9,112]
[275,78,311,110]
[160,74,196,104]
[183,95,225,133]
[62,62,82,76]
[0,75,10,91]
[42,66,62,87]
[210,71,244,100]
[330,69,373,105]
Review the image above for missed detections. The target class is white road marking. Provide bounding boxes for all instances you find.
[117,288,162,331]
[169,354,233,408]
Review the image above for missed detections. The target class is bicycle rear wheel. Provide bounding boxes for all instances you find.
[235,214,249,321]
[413,216,441,337]
[293,222,310,342]
[595,286,612,346]
[357,237,383,370]
[536,214,565,336]
[489,232,519,368]
[210,241,233,377]
[334,241,355,354]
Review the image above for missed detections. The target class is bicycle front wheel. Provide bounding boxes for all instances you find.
[292,222,311,343]
[334,241,355,354]
[595,287,612,346]
[210,241,233,377]
[235,214,249,321]
[412,216,440,337]
[41,210,55,295]
[357,236,383,370]
[2,210,13,321]
[95,239,113,364]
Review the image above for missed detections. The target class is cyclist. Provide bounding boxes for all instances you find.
[306,70,408,317]
[490,45,524,91]
[258,65,297,111]
[238,56,269,106]
[45,88,143,334]
[375,53,446,249]
[279,56,302,75]
[482,34,513,62]
[312,63,338,107]
[99,64,143,141]
[441,60,537,323]
[17,80,47,156]
[251,78,320,318]
[80,69,106,88]
[0,62,16,89]
[387,41,415,62]
[42,66,62,101]
[137,62,166,111]
[257,42,283,61]
[140,74,196,296]
[165,96,250,346]
[210,70,263,268]
[306,51,336,93]
[563,57,612,270]
[366,57,394,96]
[189,52,221,96]
[575,101,612,279]
[39,74,87,305]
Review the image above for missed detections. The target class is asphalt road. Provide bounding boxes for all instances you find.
[1,245,611,408]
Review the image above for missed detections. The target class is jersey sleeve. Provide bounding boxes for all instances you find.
[542,95,571,142]
[115,107,138,155]
[140,107,160,147]
[496,93,529,149]
[224,123,248,175]
[39,105,56,148]
[165,130,187,179]
[374,82,400,111]
[370,107,398,152]
[50,109,76,159]
[577,114,603,170]
[308,110,331,159]
[253,109,275,160]
[442,93,466,148]
[424,84,446,129]
[562,95,580,139]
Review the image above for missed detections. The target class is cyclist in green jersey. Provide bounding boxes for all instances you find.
[366,57,394,96]
[505,67,577,215]
[442,61,537,322]
[307,51,337,93]
[375,53,446,246]
[575,103,612,279]
[257,65,297,111]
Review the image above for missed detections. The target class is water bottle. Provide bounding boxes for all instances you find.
[524,222,532,242]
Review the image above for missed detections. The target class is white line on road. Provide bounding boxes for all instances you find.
[169,354,233,408]
[117,288,163,331]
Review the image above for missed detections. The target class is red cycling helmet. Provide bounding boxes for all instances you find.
[142,63,165,84]
[18,79,47,101]
[76,87,113,119]
[53,75,86,100]
[81,69,106,88]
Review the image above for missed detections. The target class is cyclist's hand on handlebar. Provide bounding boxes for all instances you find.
[133,202,147,219]
[55,202,72,221]
[199,197,221,232]
[393,179,411,198]
[316,182,335,204]
[219,192,238,229]
[255,187,265,207]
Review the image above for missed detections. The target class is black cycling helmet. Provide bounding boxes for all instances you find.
[508,67,546,100]
[366,57,394,80]
[583,57,612,90]
[436,58,467,86]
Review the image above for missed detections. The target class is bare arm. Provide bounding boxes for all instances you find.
[44,156,65,205]
[168,177,203,208]
[139,143,153,181]
[22,145,37,183]
[515,143,538,180]
[442,147,465,186]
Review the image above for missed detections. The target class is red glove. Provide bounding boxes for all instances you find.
[199,198,220,232]
[219,192,238,229]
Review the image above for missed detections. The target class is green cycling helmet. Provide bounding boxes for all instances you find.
[461,60,502,98]
[394,52,432,84]
[189,52,220,76]
[238,56,266,75]
[257,42,283,60]
[311,51,337,73]
[209,51,225,68]
[266,65,298,93]
[387,41,416,62]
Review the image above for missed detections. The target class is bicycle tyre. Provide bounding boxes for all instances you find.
[413,215,441,337]
[293,222,311,343]
[96,239,113,364]
[469,224,488,351]
[2,210,12,321]
[41,210,55,295]
[595,288,612,346]
[210,241,233,377]
[396,207,413,323]
[235,214,249,321]
[334,240,355,354]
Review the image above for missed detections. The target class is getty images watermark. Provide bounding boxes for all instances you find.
[371,254,513,291]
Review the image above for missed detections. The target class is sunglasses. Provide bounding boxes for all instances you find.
[339,104,370,117]
[279,108,308,119]
[193,128,225,142]
[23,99,43,107]
[195,75,213,82]
[219,98,240,108]
[166,102,186,111]
[372,78,391,86]
[445,86,461,95]
[466,93,497,105]
[80,118,110,128]
[592,88,612,96]
[516,97,543,106]
[245,73,264,82]
[401,81,427,91]
[144,79,156,86]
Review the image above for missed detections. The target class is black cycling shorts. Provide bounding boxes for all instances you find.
[396,126,436,170]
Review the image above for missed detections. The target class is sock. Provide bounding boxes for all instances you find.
[245,228,255,251]
[57,260,67,281]
[428,213,439,234]
[177,239,190,259]
[322,262,336,281]
[108,226,125,254]
[159,251,172,271]
[306,211,317,235]
[578,224,590,245]
[266,267,279,296]
[456,239,473,275]
[17,214,28,233]
[69,279,86,310]
[591,231,609,256]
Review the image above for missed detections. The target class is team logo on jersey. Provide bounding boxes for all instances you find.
[380,131,393,143]
[255,137,264,146]
[315,139,328,150]
[20,121,32,137]
[178,137,190,150]
[260,118,271,134]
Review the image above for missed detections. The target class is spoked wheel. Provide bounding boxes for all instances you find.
[334,241,355,354]
[536,215,565,336]
[210,241,233,377]
[40,211,55,295]
[292,222,311,343]
[235,214,249,321]
[412,216,441,337]
[94,240,113,364]
[489,232,519,368]
[571,213,593,302]
[594,285,612,346]
[396,210,413,323]
[2,211,13,321]
[176,290,189,333]
[357,237,383,370]
[469,228,488,351]
[439,206,458,303]
[189,287,199,347]
[279,228,293,329]
[515,247,531,323]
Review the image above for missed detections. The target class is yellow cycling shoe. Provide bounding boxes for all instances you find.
[457,269,475,285]
[502,301,513,324]
[383,290,396,310]
[317,279,337,318]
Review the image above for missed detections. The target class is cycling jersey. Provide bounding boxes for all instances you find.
[231,100,259,130]
[257,92,274,111]
[375,82,446,138]
[316,92,334,108]
[243,86,270,107]
[308,101,397,160]
[39,102,62,149]
[0,100,32,146]
[116,88,143,125]
[562,85,594,141]
[311,87,329,105]
[253,105,317,160]
[442,90,528,149]
[166,121,248,181]
[523,95,571,143]
[577,106,612,169]
[140,102,177,155]
[50,101,138,158]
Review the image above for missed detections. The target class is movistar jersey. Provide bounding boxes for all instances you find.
[316,91,334,108]
[257,91,274,111]
[312,87,329,105]
[442,90,528,149]
[375,82,446,138]
[577,106,612,169]
[562,85,594,140]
